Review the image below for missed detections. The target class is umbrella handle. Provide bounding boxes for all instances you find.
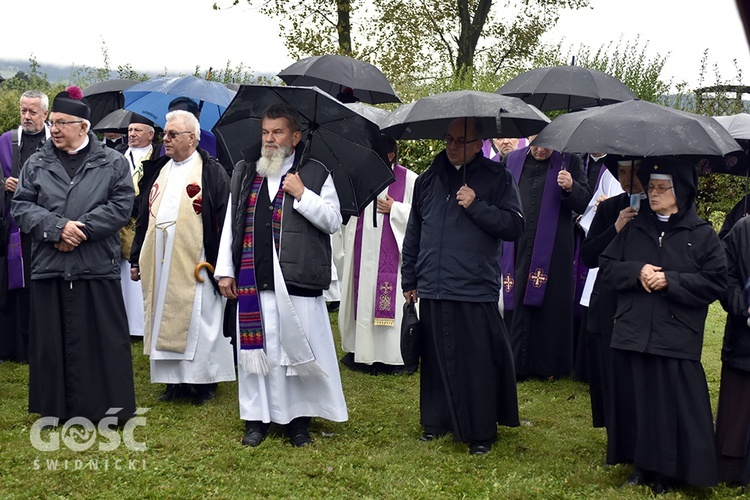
[297,129,316,173]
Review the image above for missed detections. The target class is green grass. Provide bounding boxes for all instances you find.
[0,306,746,499]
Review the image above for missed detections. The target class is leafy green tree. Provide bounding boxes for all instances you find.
[221,0,588,82]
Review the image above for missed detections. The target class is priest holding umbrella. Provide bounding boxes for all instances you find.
[401,116,525,455]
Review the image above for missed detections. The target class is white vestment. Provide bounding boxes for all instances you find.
[120,145,148,337]
[579,168,624,307]
[214,157,348,424]
[338,168,418,365]
[147,154,235,384]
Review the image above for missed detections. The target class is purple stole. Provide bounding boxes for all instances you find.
[237,174,285,353]
[501,147,563,310]
[0,132,24,290]
[352,163,407,326]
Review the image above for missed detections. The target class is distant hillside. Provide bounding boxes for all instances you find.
[0,58,275,83]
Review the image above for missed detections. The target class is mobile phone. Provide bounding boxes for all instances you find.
[629,194,640,211]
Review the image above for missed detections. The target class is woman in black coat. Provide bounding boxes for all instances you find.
[600,159,727,494]
[580,160,645,429]
[716,215,750,485]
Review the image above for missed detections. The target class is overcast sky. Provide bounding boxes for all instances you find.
[2,0,748,90]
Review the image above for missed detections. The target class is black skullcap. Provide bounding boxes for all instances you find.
[168,96,201,118]
[129,112,154,127]
[51,86,91,120]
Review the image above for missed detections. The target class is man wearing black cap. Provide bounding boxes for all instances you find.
[118,113,157,340]
[11,86,136,423]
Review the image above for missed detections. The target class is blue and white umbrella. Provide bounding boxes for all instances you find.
[123,76,236,130]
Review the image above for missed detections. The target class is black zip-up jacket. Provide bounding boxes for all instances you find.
[720,215,750,371]
[600,205,727,360]
[401,150,524,302]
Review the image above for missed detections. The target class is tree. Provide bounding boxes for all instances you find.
[223,0,588,82]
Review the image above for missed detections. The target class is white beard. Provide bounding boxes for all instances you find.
[256,144,291,177]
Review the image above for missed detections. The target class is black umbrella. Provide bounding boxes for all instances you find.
[212,85,395,220]
[277,55,401,104]
[379,90,550,140]
[82,79,140,127]
[343,102,391,127]
[92,109,133,133]
[496,66,637,112]
[531,100,740,160]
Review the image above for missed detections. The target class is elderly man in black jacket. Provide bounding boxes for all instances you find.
[12,87,136,422]
[401,117,525,455]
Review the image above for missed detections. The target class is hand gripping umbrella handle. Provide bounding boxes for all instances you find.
[194,262,215,283]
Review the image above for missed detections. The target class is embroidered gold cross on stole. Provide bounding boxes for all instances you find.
[529,268,548,288]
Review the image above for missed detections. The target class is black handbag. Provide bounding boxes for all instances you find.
[400,302,421,371]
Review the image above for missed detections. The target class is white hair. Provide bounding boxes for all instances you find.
[20,90,49,112]
[165,109,201,143]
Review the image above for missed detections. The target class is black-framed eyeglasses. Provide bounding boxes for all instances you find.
[49,120,83,129]
[163,130,193,139]
[442,134,480,147]
[647,184,674,194]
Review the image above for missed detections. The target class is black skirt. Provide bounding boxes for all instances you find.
[715,364,750,484]
[419,299,519,443]
[28,278,136,422]
[607,348,717,486]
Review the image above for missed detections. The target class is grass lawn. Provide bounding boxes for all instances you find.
[0,304,745,499]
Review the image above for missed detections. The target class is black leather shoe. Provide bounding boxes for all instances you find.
[419,431,447,442]
[652,475,671,495]
[192,384,217,405]
[242,428,266,447]
[158,384,187,402]
[621,468,648,488]
[289,431,312,447]
[469,442,492,455]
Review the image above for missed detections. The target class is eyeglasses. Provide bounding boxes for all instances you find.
[163,130,193,139]
[442,134,480,147]
[647,184,674,194]
[49,120,83,129]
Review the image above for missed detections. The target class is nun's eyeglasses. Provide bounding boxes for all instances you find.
[49,120,83,129]
[442,135,480,147]
[647,184,674,194]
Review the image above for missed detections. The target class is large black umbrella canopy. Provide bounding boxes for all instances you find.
[82,79,139,127]
[531,100,741,160]
[379,90,550,140]
[496,66,637,112]
[212,85,395,220]
[277,55,401,104]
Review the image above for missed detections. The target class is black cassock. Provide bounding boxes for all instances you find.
[28,279,135,422]
[509,154,590,380]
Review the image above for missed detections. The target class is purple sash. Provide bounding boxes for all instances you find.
[501,147,564,310]
[352,163,407,326]
[0,131,24,290]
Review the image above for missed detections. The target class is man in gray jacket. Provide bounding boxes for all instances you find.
[12,86,136,423]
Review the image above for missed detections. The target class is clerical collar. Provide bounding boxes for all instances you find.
[63,134,90,155]
[655,212,671,222]
[22,128,45,140]
[590,153,606,161]
[129,145,151,154]
[172,150,198,166]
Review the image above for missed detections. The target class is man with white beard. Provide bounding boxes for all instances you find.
[214,103,348,448]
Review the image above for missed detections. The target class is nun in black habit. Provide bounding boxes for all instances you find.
[599,158,727,494]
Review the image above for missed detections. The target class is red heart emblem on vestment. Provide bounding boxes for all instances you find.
[192,196,203,215]
[186,182,201,198]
